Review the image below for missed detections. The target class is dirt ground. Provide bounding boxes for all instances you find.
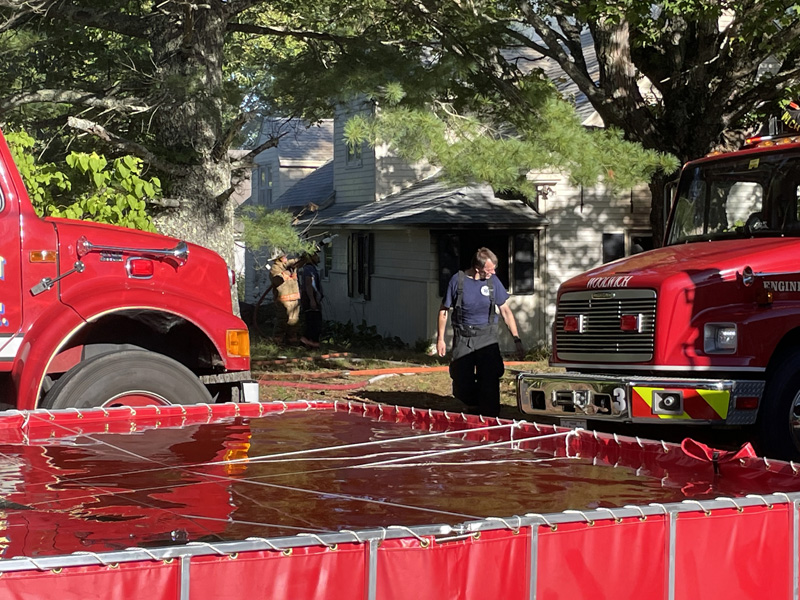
[251,352,752,449]
[252,353,543,421]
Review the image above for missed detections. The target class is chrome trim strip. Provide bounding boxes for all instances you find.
[554,363,766,373]
[667,511,676,600]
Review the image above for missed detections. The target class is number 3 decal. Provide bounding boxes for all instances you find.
[612,388,627,413]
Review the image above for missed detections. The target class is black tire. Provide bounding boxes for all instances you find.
[42,350,213,409]
[756,351,800,460]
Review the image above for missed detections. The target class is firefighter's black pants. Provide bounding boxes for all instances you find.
[449,343,505,417]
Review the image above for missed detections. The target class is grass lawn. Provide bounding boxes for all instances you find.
[250,333,557,421]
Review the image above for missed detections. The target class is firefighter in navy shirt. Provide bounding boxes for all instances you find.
[436,247,524,417]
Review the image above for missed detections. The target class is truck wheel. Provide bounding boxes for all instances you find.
[42,350,213,410]
[756,352,800,460]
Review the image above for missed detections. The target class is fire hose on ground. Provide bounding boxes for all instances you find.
[255,361,532,391]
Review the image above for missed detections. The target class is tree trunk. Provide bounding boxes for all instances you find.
[147,5,239,310]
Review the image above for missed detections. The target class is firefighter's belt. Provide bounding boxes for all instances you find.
[452,323,498,360]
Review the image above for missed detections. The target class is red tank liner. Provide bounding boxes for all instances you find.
[0,401,797,600]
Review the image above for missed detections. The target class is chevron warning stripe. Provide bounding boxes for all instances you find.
[631,386,730,420]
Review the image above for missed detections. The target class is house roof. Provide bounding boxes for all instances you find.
[297,174,547,230]
[256,119,334,167]
[506,29,601,127]
[272,160,335,211]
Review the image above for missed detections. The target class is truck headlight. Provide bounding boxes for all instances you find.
[703,323,737,354]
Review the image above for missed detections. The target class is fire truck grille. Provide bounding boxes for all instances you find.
[555,289,657,362]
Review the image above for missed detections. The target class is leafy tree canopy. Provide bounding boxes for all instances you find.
[7,130,157,231]
[2,0,794,248]
[263,0,800,239]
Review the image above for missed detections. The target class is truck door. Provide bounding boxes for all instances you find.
[0,159,24,364]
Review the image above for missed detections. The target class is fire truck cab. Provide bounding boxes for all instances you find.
[0,128,255,410]
[517,131,800,458]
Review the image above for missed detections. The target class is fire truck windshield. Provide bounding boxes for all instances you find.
[667,151,800,244]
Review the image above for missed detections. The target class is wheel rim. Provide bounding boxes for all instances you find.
[102,391,172,408]
[789,390,800,451]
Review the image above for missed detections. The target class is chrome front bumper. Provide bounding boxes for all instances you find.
[516,371,764,425]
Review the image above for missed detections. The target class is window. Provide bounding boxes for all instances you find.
[602,233,625,263]
[257,166,273,206]
[346,143,363,168]
[512,234,535,293]
[348,232,373,299]
[437,231,538,296]
[629,231,654,254]
[603,231,653,263]
[320,244,333,280]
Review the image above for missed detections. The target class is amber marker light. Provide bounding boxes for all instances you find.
[226,329,250,357]
[29,250,56,263]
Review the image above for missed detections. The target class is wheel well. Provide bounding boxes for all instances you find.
[53,309,223,375]
[766,327,800,376]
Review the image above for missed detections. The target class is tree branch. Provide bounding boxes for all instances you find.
[514,0,607,108]
[227,21,356,43]
[213,111,250,161]
[0,89,151,115]
[66,117,189,176]
[223,0,268,16]
[722,61,800,128]
[230,131,287,168]
[3,0,154,39]
[0,0,55,31]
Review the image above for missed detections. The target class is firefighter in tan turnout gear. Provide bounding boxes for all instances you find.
[270,253,303,345]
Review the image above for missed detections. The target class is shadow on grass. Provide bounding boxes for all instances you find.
[355,390,529,422]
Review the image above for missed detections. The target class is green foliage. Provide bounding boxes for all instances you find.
[6,131,157,231]
[238,206,316,257]
[346,93,679,194]
[322,320,408,351]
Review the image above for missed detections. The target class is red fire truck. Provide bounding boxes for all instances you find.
[517,130,800,458]
[0,129,254,410]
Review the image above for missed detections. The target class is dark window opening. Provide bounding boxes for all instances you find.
[630,233,654,254]
[602,233,625,263]
[436,231,537,296]
[346,143,363,168]
[348,232,373,299]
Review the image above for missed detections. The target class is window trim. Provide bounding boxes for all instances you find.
[346,143,363,169]
[257,165,273,206]
[348,231,373,300]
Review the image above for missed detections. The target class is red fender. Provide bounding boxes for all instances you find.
[11,301,86,409]
[13,294,249,410]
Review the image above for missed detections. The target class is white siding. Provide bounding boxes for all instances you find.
[253,150,318,203]
[319,228,547,350]
[319,230,435,344]
[243,246,274,304]
[333,104,376,206]
[278,166,319,198]
[540,175,651,326]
